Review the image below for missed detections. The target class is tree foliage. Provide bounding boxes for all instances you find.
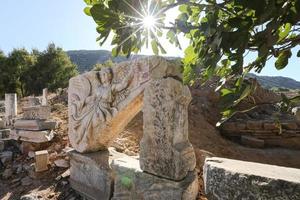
[84,0,300,123]
[0,44,78,98]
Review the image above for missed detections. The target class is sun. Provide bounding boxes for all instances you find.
[143,15,156,29]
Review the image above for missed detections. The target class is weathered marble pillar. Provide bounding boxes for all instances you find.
[140,78,196,180]
[5,93,17,126]
[42,88,48,105]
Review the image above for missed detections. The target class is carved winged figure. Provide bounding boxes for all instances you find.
[70,67,133,145]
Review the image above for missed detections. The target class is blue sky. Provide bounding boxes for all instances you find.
[0,0,299,81]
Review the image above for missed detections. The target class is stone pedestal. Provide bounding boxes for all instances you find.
[42,88,48,106]
[204,157,300,200]
[5,93,17,126]
[69,148,124,200]
[140,78,196,180]
[111,156,199,200]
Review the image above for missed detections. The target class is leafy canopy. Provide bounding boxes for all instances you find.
[84,0,300,122]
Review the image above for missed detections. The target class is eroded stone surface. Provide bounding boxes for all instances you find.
[68,57,181,153]
[204,157,300,200]
[15,120,57,131]
[69,148,124,200]
[140,78,196,180]
[23,106,51,120]
[112,156,198,200]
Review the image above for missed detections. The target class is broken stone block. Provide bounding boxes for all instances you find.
[19,142,45,155]
[5,93,17,126]
[204,157,300,200]
[111,156,199,200]
[11,129,54,143]
[247,121,263,130]
[68,57,182,153]
[14,120,57,131]
[235,123,246,130]
[22,105,51,120]
[35,150,49,172]
[263,122,278,130]
[281,122,298,130]
[54,159,69,168]
[69,148,123,200]
[221,122,237,131]
[241,136,264,148]
[140,78,196,180]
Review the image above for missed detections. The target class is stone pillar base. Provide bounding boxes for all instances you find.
[69,148,124,200]
[111,156,199,200]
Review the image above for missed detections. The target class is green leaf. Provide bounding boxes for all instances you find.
[121,176,132,189]
[221,88,234,96]
[183,46,197,64]
[84,7,91,16]
[275,50,292,70]
[151,40,159,55]
[278,23,291,42]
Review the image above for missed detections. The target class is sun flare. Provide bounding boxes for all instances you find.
[143,15,156,29]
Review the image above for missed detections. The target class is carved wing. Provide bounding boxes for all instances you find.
[69,75,92,102]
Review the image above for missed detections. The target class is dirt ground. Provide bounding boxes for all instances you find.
[1,85,300,200]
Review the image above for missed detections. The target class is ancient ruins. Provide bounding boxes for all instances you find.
[68,57,198,199]
[1,57,300,200]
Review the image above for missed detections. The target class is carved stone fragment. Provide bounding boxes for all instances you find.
[140,77,196,180]
[68,57,182,153]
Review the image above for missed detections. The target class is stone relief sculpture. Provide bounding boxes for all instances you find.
[70,67,133,145]
[69,56,181,153]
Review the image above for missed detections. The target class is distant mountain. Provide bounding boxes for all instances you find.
[67,50,144,73]
[248,73,300,90]
[67,50,300,90]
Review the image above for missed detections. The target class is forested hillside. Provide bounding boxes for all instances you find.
[67,50,300,90]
